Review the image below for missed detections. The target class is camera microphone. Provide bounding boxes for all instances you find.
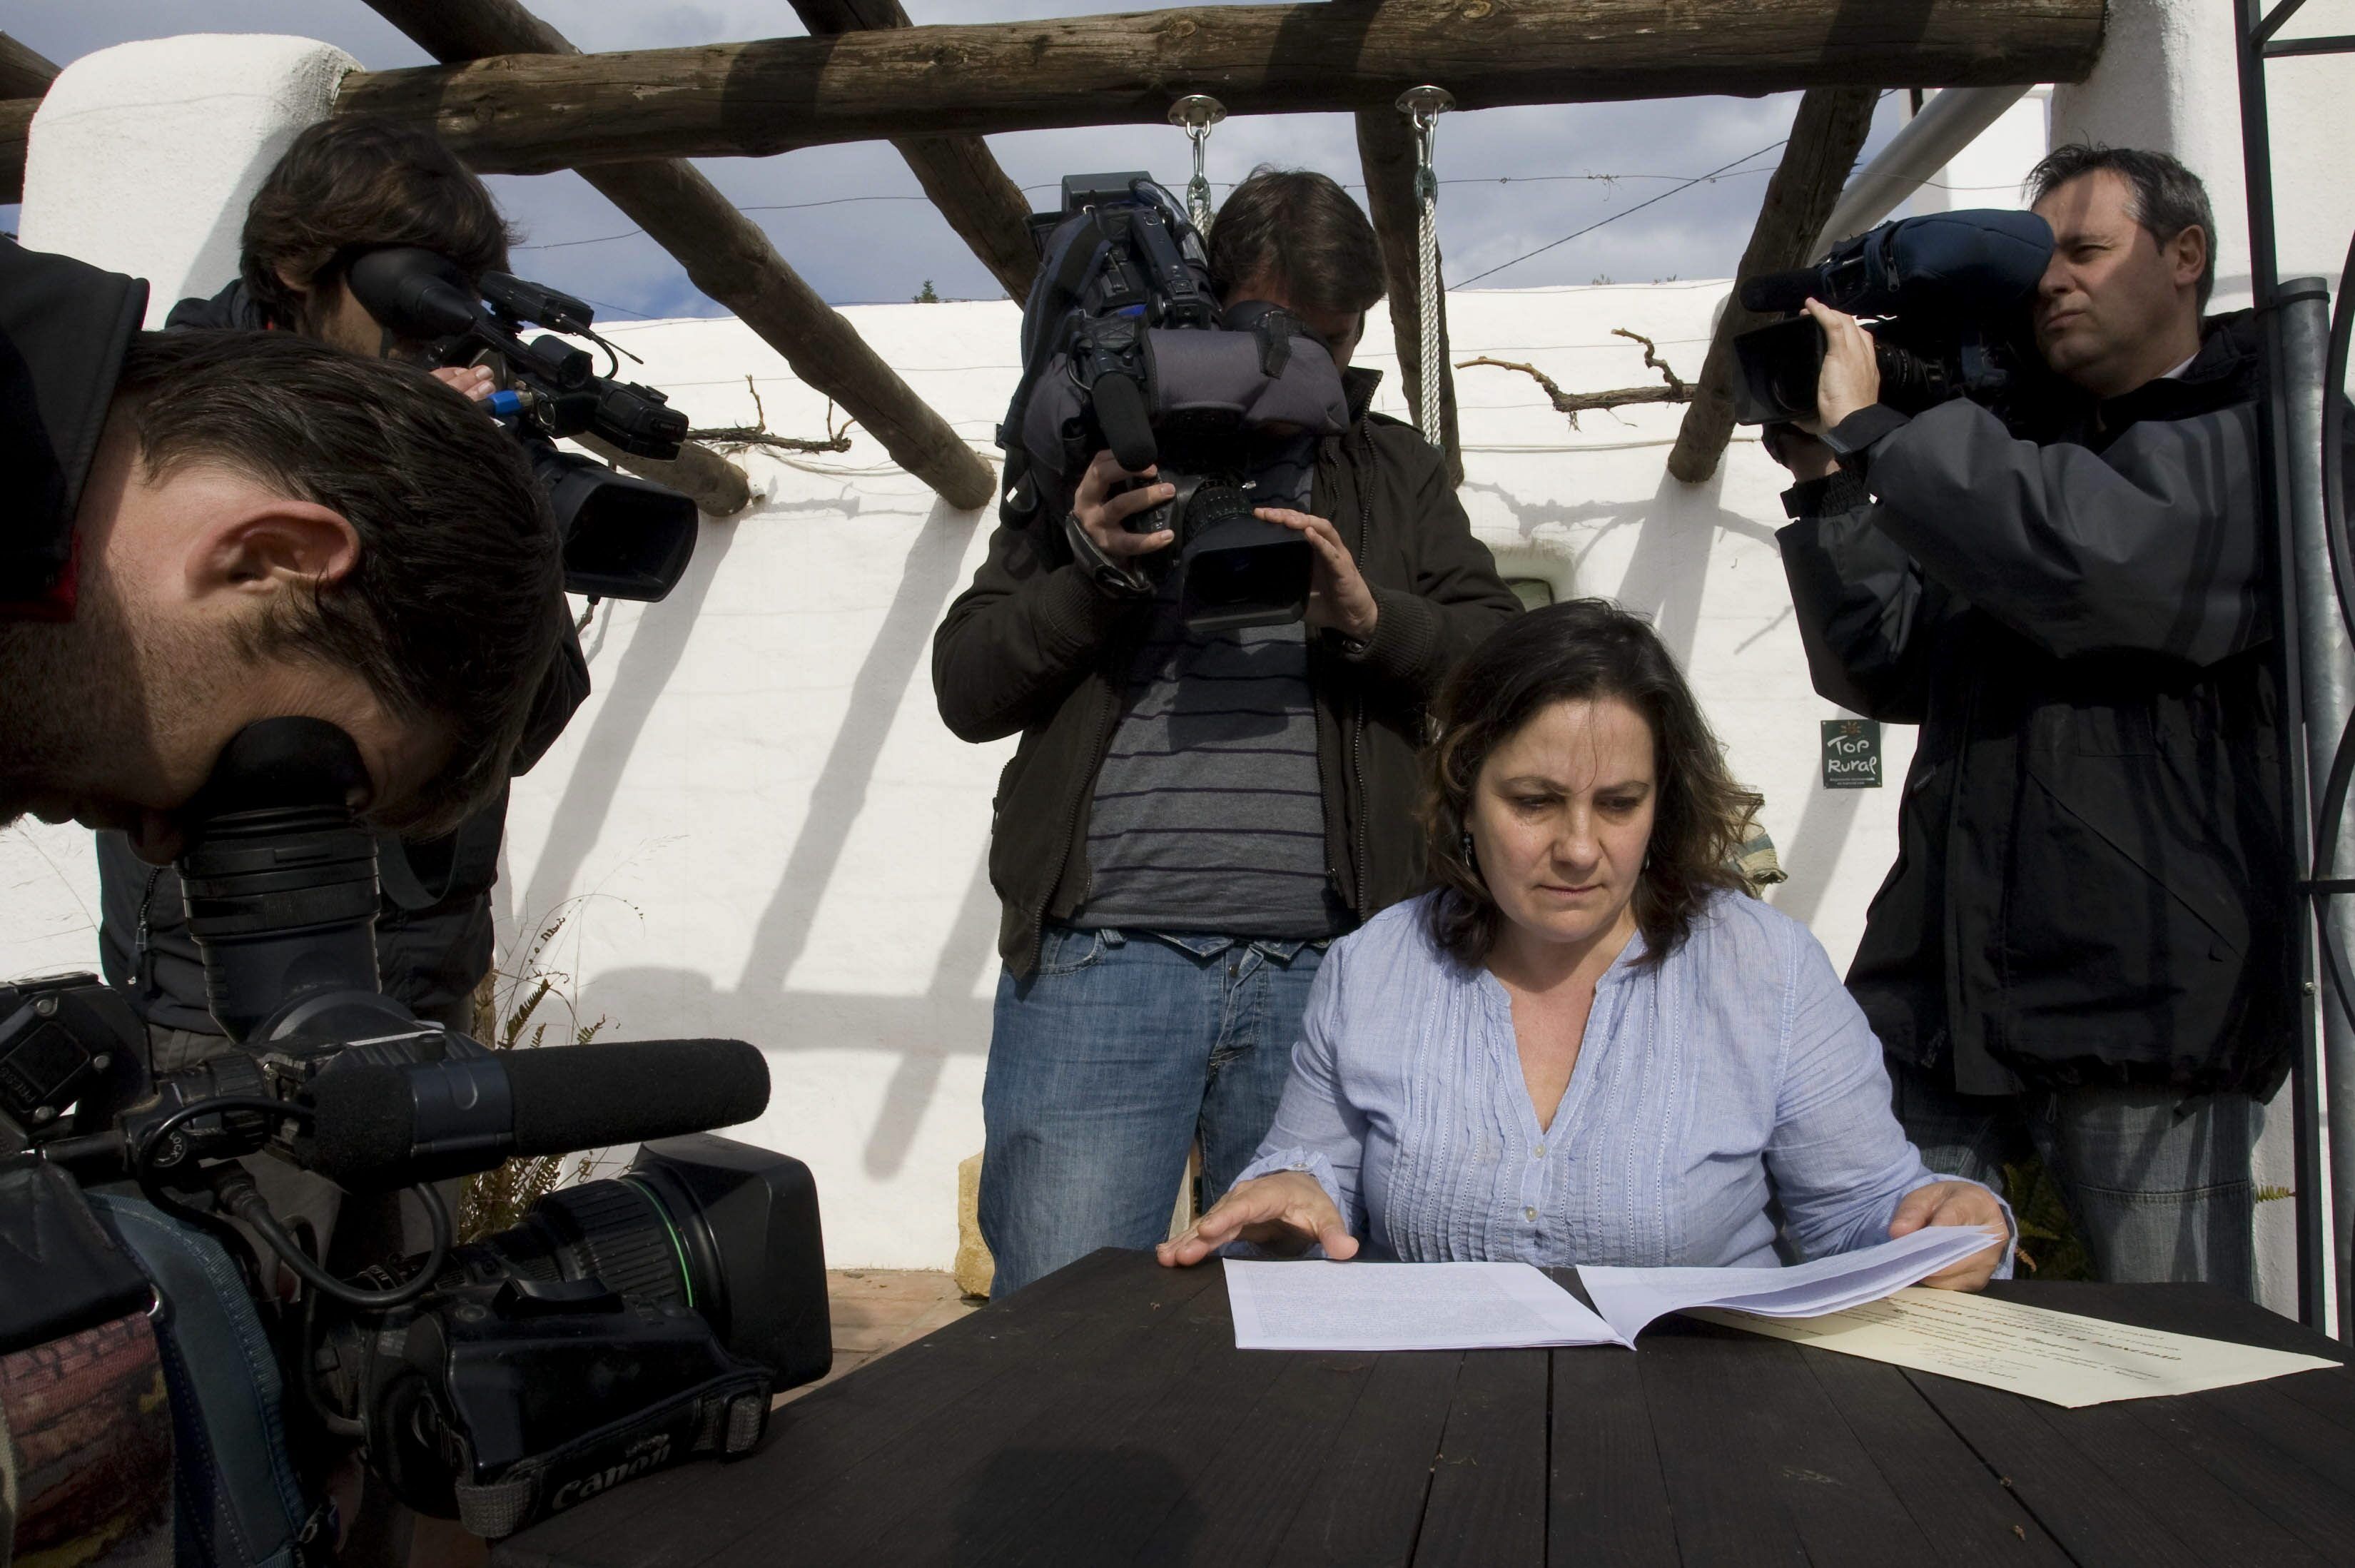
[300,1037,771,1188]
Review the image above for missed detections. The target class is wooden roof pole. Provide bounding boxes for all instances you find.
[330,1,2106,175]
[1665,85,1879,485]
[0,33,56,201]
[789,0,1038,302]
[364,0,995,510]
[0,32,56,100]
[1355,105,1461,487]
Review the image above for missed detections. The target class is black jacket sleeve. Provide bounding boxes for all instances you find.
[1776,470,1936,723]
[931,515,1140,744]
[1848,396,2269,665]
[1338,425,1524,707]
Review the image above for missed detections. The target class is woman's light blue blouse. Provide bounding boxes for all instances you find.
[1236,890,1990,1269]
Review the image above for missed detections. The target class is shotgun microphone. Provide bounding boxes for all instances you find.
[299,1037,770,1188]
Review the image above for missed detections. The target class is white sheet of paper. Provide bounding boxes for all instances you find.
[1225,1260,1621,1351]
[1577,1225,1997,1345]
[1690,1287,2344,1407]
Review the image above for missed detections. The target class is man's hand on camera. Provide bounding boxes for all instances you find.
[1075,449,1176,560]
[1804,298,1882,429]
[429,365,499,405]
[1257,507,1379,642]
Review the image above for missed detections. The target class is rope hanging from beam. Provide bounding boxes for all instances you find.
[1399,86,1453,451]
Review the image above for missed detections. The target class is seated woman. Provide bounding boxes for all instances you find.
[1159,599,2007,1288]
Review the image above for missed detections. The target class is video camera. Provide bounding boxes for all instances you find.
[1729,210,2058,426]
[1,719,828,1539]
[1001,174,1352,632]
[345,247,699,603]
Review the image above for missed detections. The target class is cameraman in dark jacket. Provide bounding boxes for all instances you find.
[1773,146,2291,1294]
[936,169,1521,1295]
[94,118,587,1094]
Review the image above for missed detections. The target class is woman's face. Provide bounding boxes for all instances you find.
[1467,696,1658,954]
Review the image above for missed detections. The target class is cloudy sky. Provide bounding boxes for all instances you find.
[7,1,1916,318]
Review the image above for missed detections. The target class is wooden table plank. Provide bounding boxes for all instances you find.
[1130,1352,1394,1567]
[1546,1341,1678,1568]
[1264,1352,1466,1568]
[2109,1392,2355,1562]
[1791,1347,2070,1565]
[786,1253,1245,1563]
[1411,1349,1549,1568]
[899,1270,1290,1565]
[1634,1325,1945,1568]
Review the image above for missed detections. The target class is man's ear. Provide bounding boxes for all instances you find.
[186,499,362,598]
[2169,225,2209,295]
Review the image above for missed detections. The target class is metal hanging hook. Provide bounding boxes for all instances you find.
[1396,86,1454,447]
[1170,95,1226,238]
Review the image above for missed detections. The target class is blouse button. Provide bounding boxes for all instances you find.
[1523,1206,1538,1221]
[1534,1143,1546,1158]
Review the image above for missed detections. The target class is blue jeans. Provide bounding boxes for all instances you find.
[1889,1062,2257,1297]
[980,926,1325,1297]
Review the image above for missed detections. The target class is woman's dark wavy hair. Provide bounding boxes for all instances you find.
[1419,599,1763,969]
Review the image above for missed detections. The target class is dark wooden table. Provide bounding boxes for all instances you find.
[495,1249,2355,1567]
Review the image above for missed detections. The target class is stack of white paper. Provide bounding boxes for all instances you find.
[1577,1225,1997,1345]
[1225,1259,1619,1351]
[1223,1225,1997,1352]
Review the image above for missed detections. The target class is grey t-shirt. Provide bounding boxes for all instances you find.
[1070,439,1348,939]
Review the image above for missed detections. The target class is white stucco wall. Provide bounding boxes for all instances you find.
[17,36,358,328]
[5,19,2349,1293]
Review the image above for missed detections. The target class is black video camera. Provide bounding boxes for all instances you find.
[1003,175,1351,632]
[345,247,699,602]
[1730,210,2058,426]
[2,719,829,1539]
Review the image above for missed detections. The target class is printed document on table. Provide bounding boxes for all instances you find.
[1577,1225,1997,1344]
[1691,1288,2344,1407]
[1225,1260,1619,1351]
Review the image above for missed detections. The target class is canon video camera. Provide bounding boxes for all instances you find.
[1,718,828,1539]
[1729,209,2060,427]
[345,246,699,603]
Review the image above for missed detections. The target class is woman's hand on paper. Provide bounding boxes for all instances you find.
[1155,1171,1358,1268]
[1888,1180,2008,1291]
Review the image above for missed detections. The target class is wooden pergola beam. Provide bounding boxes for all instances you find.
[328,1,2105,176]
[0,33,56,202]
[1665,85,1880,484]
[0,31,56,101]
[364,0,993,510]
[791,0,1038,302]
[1356,107,1461,487]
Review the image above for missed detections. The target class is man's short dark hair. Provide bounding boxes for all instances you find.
[1208,167,1386,316]
[115,330,564,832]
[2027,143,2219,309]
[242,117,517,333]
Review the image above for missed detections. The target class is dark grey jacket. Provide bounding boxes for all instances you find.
[1778,312,2296,1096]
[935,369,1523,975]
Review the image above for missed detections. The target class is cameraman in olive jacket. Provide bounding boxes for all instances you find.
[1773,146,2294,1295]
[935,169,1521,1296]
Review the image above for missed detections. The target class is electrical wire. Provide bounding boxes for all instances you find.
[1449,140,1790,288]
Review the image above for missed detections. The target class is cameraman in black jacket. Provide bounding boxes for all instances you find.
[1,236,567,1564]
[1773,146,2291,1295]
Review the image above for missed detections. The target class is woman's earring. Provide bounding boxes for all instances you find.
[1460,831,1477,866]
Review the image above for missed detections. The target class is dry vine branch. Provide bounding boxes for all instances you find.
[1457,329,1693,428]
[691,376,858,454]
